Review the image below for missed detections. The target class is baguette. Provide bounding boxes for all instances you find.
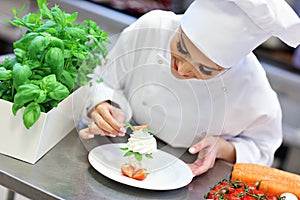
[231,163,300,198]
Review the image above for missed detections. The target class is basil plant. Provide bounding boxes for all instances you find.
[0,0,110,129]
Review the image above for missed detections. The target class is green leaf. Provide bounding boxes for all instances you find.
[142,129,154,134]
[23,102,41,129]
[45,47,64,79]
[59,70,75,90]
[12,63,32,89]
[0,67,12,81]
[49,36,64,50]
[145,154,153,159]
[2,57,17,70]
[64,27,87,41]
[120,147,128,151]
[37,0,47,11]
[12,8,17,16]
[48,83,69,101]
[40,75,69,100]
[51,6,66,27]
[38,1,52,19]
[28,35,49,59]
[66,12,78,24]
[35,90,47,103]
[134,152,143,161]
[40,74,57,91]
[125,121,134,131]
[14,48,26,62]
[13,32,39,50]
[16,5,26,17]
[36,21,56,33]
[0,81,12,99]
[12,84,41,114]
[123,151,134,157]
[97,77,104,83]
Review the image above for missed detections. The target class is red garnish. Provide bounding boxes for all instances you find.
[121,164,135,178]
[204,179,280,200]
[121,164,147,181]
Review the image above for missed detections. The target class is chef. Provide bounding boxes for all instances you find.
[80,0,300,176]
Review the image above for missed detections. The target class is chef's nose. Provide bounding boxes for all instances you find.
[177,62,192,76]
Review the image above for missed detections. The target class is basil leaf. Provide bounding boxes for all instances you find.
[13,84,40,110]
[123,151,134,157]
[35,90,47,103]
[40,74,57,91]
[41,75,69,100]
[14,48,26,62]
[36,21,56,33]
[13,32,39,50]
[45,47,64,79]
[23,102,41,129]
[66,12,78,24]
[48,82,69,101]
[38,1,52,19]
[64,27,87,41]
[12,63,32,89]
[51,6,66,27]
[49,36,64,50]
[2,57,17,70]
[134,152,143,161]
[0,67,12,81]
[60,70,75,90]
[145,154,153,159]
[28,35,49,59]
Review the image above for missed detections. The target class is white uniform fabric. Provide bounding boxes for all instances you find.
[83,10,282,166]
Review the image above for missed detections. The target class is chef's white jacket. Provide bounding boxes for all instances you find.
[83,10,282,166]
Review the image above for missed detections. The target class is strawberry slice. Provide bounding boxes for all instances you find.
[132,168,147,181]
[121,164,135,178]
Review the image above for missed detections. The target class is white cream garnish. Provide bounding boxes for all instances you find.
[127,130,157,154]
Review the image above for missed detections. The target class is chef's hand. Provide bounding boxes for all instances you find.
[79,101,126,139]
[187,136,236,177]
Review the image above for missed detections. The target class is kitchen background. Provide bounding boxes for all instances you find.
[1,0,300,199]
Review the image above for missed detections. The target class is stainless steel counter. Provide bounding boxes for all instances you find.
[0,129,232,200]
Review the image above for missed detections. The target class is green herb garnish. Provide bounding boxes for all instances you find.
[120,147,153,162]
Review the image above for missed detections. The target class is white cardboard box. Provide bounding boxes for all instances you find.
[0,86,88,164]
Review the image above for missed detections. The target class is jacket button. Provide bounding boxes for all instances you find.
[157,59,163,64]
[142,101,147,106]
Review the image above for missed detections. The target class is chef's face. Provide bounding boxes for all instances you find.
[170,27,227,80]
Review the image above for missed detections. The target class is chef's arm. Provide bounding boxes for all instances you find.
[216,138,236,163]
[81,21,140,126]
[225,109,282,166]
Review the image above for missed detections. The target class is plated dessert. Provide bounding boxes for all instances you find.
[120,123,157,181]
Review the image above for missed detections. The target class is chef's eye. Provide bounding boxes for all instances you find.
[177,41,188,55]
[199,64,212,76]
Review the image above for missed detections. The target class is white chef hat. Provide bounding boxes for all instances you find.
[181,0,300,68]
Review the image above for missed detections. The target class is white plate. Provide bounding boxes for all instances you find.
[88,143,193,190]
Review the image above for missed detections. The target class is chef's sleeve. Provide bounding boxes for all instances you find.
[225,109,282,166]
[81,26,136,125]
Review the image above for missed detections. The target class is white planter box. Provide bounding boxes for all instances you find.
[0,86,88,164]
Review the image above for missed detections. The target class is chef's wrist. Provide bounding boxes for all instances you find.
[217,138,236,163]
